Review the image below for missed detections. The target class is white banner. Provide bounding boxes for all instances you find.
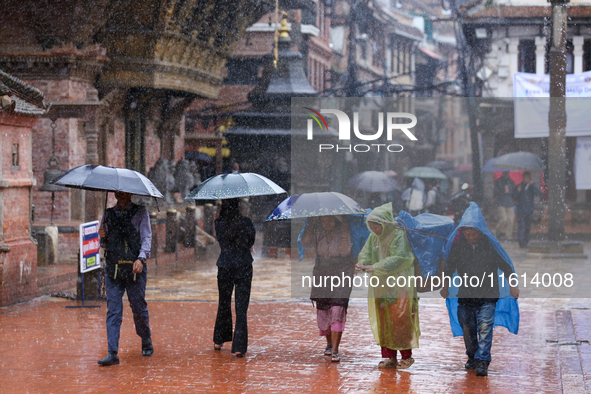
[575,136,591,190]
[513,71,591,138]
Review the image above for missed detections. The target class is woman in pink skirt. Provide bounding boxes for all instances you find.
[301,216,355,363]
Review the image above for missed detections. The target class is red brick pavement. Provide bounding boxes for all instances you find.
[0,298,565,393]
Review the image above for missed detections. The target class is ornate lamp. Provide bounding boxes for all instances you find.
[38,120,68,224]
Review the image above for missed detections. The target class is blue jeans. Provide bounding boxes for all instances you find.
[457,302,495,362]
[105,265,151,353]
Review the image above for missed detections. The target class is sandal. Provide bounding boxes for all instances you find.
[214,344,222,351]
[331,353,340,363]
[324,345,333,356]
[378,358,398,369]
[397,357,414,369]
[235,352,245,358]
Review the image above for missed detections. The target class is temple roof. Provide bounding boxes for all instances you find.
[0,69,47,115]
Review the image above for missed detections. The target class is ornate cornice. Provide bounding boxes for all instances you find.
[0,45,107,83]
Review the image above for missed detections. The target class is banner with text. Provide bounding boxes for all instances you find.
[80,220,101,273]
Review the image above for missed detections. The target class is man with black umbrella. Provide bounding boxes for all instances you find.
[97,191,153,366]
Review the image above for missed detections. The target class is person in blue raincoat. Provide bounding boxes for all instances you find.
[440,202,519,377]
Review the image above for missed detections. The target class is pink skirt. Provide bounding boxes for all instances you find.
[317,306,347,336]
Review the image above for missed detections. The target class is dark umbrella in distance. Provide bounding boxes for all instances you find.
[482,157,505,172]
[348,171,398,192]
[426,160,454,171]
[266,192,367,221]
[493,151,543,171]
[185,172,286,200]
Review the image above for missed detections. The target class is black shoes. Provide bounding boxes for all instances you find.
[142,337,154,356]
[475,360,489,376]
[98,351,120,366]
[465,358,477,369]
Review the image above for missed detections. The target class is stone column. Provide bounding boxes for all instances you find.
[573,36,584,75]
[85,89,100,223]
[535,36,546,75]
[508,38,519,86]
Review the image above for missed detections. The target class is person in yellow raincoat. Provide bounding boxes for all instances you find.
[355,202,420,369]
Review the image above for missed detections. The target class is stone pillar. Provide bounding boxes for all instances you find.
[84,89,100,223]
[535,36,546,75]
[508,38,519,92]
[573,36,584,75]
[184,206,197,248]
[165,209,178,253]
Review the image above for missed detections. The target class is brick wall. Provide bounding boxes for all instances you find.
[0,239,39,307]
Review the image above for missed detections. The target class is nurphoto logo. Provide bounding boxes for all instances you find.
[304,107,418,153]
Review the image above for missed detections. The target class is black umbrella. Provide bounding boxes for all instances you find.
[51,165,164,198]
[185,172,286,200]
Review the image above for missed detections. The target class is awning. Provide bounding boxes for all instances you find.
[418,46,444,61]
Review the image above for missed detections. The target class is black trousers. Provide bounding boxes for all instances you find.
[213,264,253,354]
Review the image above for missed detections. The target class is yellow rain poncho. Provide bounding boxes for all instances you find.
[358,203,420,350]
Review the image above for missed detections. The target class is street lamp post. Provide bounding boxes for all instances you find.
[547,0,568,241]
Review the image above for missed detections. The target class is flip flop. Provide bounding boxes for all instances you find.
[397,358,415,369]
[331,353,340,363]
[324,345,333,356]
[378,359,398,368]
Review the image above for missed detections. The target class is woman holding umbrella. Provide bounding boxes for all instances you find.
[300,215,358,363]
[355,203,419,369]
[213,198,256,357]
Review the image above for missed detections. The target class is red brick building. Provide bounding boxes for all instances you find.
[0,70,47,306]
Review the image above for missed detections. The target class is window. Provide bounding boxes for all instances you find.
[12,143,19,168]
[566,39,574,74]
[518,39,536,73]
[223,59,262,85]
[584,40,591,72]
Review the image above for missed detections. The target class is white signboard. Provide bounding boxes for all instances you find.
[575,136,591,190]
[513,71,591,138]
[80,221,101,273]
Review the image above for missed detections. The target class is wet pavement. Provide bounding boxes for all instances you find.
[1,239,591,393]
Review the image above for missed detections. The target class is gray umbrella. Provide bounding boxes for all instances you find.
[493,151,543,171]
[185,172,286,200]
[51,164,163,198]
[348,171,398,192]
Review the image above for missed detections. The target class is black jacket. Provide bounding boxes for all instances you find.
[445,236,514,306]
[214,216,256,267]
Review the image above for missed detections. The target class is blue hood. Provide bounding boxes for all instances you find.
[443,202,520,336]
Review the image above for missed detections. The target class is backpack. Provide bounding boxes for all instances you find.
[104,205,141,281]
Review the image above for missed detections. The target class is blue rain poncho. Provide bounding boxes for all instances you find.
[395,211,455,278]
[443,202,520,336]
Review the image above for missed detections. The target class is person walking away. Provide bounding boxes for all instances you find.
[300,216,357,363]
[98,191,153,366]
[511,171,541,248]
[355,203,419,369]
[402,178,426,216]
[440,202,519,377]
[213,198,256,357]
[494,172,515,240]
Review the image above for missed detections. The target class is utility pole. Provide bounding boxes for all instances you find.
[452,2,483,202]
[547,0,568,241]
[344,1,359,97]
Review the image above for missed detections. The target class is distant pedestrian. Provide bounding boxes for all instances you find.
[402,178,426,216]
[98,191,153,366]
[440,202,519,377]
[425,181,447,215]
[494,172,515,240]
[213,198,256,357]
[356,203,420,369]
[512,171,541,248]
[300,216,357,363]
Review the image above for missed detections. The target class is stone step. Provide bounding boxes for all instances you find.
[36,265,78,296]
